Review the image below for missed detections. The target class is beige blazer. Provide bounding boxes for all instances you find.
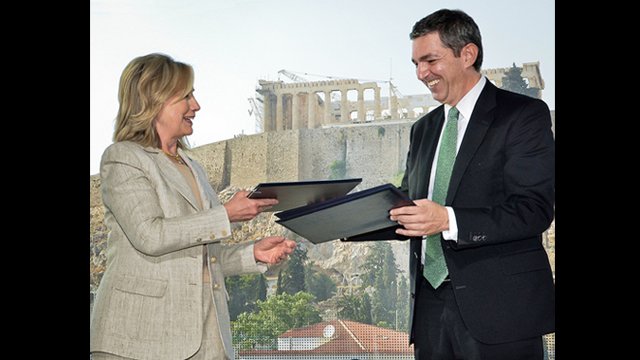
[90,141,265,359]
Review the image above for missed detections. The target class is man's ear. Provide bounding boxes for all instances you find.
[461,43,478,68]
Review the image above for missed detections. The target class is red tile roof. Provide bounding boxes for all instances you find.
[239,319,413,356]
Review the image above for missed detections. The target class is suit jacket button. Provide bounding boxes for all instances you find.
[196,237,202,242]
[213,283,220,289]
[221,230,228,237]
[210,256,217,263]
[210,233,216,240]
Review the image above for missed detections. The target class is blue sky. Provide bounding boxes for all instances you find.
[90,0,554,175]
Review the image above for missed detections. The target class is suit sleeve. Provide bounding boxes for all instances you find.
[100,144,232,256]
[453,99,555,248]
[209,242,267,277]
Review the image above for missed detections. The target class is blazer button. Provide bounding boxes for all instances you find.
[221,230,228,237]
[210,256,217,263]
[213,283,220,289]
[196,237,202,242]
[210,233,216,240]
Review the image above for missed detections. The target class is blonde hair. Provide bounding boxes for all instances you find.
[113,53,194,149]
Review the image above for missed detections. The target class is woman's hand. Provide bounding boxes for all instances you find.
[223,190,279,222]
[254,236,297,265]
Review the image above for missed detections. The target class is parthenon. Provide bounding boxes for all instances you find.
[254,61,544,132]
[257,78,382,131]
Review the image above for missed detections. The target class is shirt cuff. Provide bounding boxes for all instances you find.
[442,206,458,242]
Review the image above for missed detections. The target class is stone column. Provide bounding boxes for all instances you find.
[340,89,349,123]
[357,88,365,122]
[324,90,332,125]
[263,94,272,131]
[374,87,381,120]
[308,92,316,128]
[389,83,398,119]
[275,93,283,131]
[291,92,300,130]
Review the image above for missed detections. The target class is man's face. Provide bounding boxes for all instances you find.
[411,32,468,106]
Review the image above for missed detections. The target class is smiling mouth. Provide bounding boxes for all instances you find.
[427,79,440,88]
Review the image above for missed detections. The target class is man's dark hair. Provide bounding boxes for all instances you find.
[410,9,483,71]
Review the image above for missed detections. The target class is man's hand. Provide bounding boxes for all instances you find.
[390,198,449,237]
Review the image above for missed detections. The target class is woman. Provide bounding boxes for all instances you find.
[90,53,296,360]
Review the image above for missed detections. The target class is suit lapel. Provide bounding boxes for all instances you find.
[180,148,212,210]
[150,147,202,211]
[446,82,497,203]
[411,106,445,200]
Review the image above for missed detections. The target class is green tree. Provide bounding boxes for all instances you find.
[257,273,267,301]
[336,290,372,324]
[361,292,372,324]
[396,274,409,332]
[225,273,267,321]
[361,243,386,288]
[365,243,398,328]
[381,245,398,325]
[501,63,539,98]
[305,264,337,302]
[277,245,308,295]
[231,292,321,350]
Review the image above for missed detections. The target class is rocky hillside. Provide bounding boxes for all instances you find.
[89,183,414,292]
[90,182,554,293]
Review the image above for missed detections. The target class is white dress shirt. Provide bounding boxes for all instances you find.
[421,76,486,262]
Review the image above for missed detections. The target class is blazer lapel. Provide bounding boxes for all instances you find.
[148,147,202,211]
[179,148,212,210]
[411,107,445,200]
[446,81,497,203]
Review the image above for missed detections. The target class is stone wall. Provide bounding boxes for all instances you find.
[187,140,229,192]
[90,116,555,292]
[88,122,416,201]
[343,124,411,189]
[185,122,414,191]
[89,122,414,292]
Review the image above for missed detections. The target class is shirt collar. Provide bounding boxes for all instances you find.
[444,75,486,121]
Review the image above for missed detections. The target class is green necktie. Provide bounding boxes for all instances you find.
[424,106,459,288]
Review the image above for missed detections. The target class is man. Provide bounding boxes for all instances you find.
[388,9,555,360]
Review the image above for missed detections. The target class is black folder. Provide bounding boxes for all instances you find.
[274,183,415,244]
[248,178,362,212]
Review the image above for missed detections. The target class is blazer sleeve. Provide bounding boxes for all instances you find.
[209,241,267,277]
[100,143,232,256]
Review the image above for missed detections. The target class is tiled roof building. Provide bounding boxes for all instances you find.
[238,319,414,359]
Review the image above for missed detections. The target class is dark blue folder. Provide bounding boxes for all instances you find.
[275,183,415,244]
[248,178,362,212]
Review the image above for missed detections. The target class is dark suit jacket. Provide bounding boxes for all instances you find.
[355,80,555,345]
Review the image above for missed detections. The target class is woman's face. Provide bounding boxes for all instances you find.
[155,90,201,143]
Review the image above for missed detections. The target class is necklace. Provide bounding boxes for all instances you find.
[163,150,185,165]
